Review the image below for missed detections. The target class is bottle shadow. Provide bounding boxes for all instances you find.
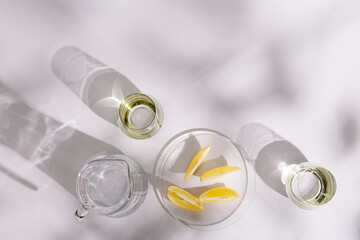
[255,140,308,197]
[237,123,308,197]
[51,46,140,126]
[0,81,122,196]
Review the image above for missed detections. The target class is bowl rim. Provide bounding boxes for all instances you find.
[152,128,256,230]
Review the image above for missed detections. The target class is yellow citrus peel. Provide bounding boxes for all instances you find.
[200,166,241,182]
[199,187,240,203]
[167,186,204,212]
[184,145,211,181]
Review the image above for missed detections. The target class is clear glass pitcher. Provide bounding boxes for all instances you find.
[75,154,148,219]
[237,123,337,210]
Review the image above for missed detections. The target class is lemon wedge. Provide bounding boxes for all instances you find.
[200,166,241,182]
[199,187,240,203]
[184,145,211,181]
[167,186,204,212]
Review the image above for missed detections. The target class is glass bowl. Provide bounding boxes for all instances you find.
[153,129,255,230]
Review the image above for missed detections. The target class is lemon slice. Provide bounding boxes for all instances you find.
[200,166,241,182]
[199,187,240,203]
[184,145,211,181]
[167,186,204,212]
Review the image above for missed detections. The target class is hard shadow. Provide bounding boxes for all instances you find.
[0,80,178,240]
[0,163,38,191]
[51,46,140,125]
[193,155,228,177]
[255,140,308,197]
[167,133,229,176]
[0,81,122,196]
[169,134,201,174]
[145,172,158,188]
[32,126,121,196]
[184,183,226,197]
[237,123,308,197]
[146,172,225,198]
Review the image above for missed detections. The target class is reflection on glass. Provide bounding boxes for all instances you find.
[154,129,256,230]
[51,46,163,139]
[237,123,336,209]
[118,93,163,139]
[281,162,336,209]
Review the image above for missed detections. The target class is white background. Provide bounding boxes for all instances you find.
[1,0,360,239]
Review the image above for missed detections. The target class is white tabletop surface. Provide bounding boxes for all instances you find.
[1,0,360,239]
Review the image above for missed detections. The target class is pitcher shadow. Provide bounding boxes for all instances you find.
[33,126,122,196]
[0,81,122,196]
[0,163,38,191]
